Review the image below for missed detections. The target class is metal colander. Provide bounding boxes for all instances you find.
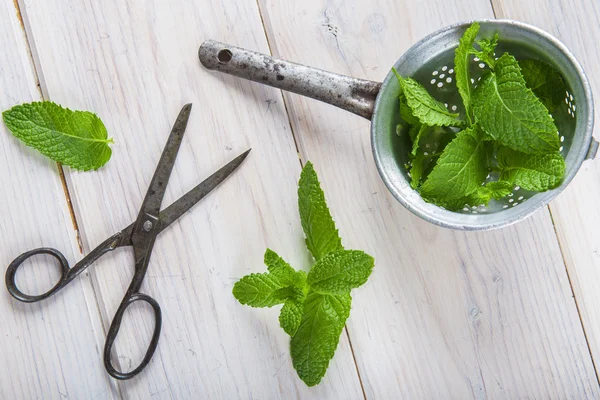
[200,20,597,230]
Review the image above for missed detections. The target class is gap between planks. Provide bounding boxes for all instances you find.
[11,0,368,395]
[11,0,125,397]
[253,0,369,396]
[547,207,600,385]
[486,0,600,386]
[255,0,600,394]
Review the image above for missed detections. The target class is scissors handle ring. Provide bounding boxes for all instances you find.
[5,247,70,303]
[104,293,162,380]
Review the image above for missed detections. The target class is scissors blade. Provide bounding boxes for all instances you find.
[157,149,251,233]
[138,103,192,219]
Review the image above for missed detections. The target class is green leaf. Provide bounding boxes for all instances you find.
[497,147,565,191]
[298,162,343,260]
[2,101,113,171]
[482,181,514,200]
[290,291,351,387]
[393,69,464,127]
[519,59,566,113]
[455,22,479,123]
[399,91,420,125]
[233,249,307,308]
[472,33,499,68]
[407,123,421,143]
[264,248,306,287]
[307,250,374,294]
[279,299,303,336]
[232,272,291,308]
[410,151,426,189]
[420,126,488,203]
[468,181,514,206]
[411,124,429,155]
[473,54,560,154]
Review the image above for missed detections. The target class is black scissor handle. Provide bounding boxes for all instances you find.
[5,247,71,303]
[103,293,162,380]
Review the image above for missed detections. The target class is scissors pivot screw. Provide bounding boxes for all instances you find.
[142,220,153,232]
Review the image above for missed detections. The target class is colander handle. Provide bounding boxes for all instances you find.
[586,138,599,160]
[199,40,381,120]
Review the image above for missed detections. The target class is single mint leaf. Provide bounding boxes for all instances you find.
[393,69,464,127]
[455,22,480,123]
[473,54,560,154]
[408,123,421,143]
[307,250,374,294]
[279,299,303,336]
[483,181,514,200]
[264,248,306,287]
[232,272,290,308]
[233,250,307,308]
[410,151,426,189]
[420,126,488,203]
[497,147,565,191]
[519,59,566,113]
[467,181,514,207]
[290,291,351,387]
[399,92,420,125]
[298,162,343,260]
[411,124,429,155]
[2,101,113,171]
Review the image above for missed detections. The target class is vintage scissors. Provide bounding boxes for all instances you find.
[5,104,250,380]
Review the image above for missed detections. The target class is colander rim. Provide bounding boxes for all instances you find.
[371,18,595,231]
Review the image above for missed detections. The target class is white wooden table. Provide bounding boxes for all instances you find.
[1,0,599,398]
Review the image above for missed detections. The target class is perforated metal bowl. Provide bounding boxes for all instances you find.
[199,19,597,230]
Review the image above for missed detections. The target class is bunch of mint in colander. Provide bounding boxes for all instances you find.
[394,22,567,211]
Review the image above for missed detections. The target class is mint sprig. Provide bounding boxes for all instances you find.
[3,101,113,170]
[473,53,560,154]
[395,22,566,211]
[232,162,374,386]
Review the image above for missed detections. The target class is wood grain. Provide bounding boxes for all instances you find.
[257,0,600,397]
[491,0,600,381]
[0,1,116,399]
[18,0,364,398]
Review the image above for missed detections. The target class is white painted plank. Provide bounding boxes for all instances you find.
[258,0,600,397]
[19,0,364,398]
[0,1,116,399]
[491,0,600,381]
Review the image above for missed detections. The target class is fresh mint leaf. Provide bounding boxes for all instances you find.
[410,151,426,189]
[307,250,374,294]
[472,33,499,68]
[234,162,374,386]
[473,54,560,154]
[482,180,514,200]
[290,291,351,387]
[298,161,343,260]
[264,248,307,287]
[399,91,420,126]
[408,123,421,143]
[233,249,306,308]
[279,299,304,336]
[467,181,513,206]
[497,147,565,191]
[455,22,480,123]
[420,126,488,203]
[393,69,464,127]
[2,101,113,170]
[411,124,429,155]
[232,272,292,308]
[519,59,566,113]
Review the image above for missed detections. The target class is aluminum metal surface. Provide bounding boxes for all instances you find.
[200,19,596,230]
